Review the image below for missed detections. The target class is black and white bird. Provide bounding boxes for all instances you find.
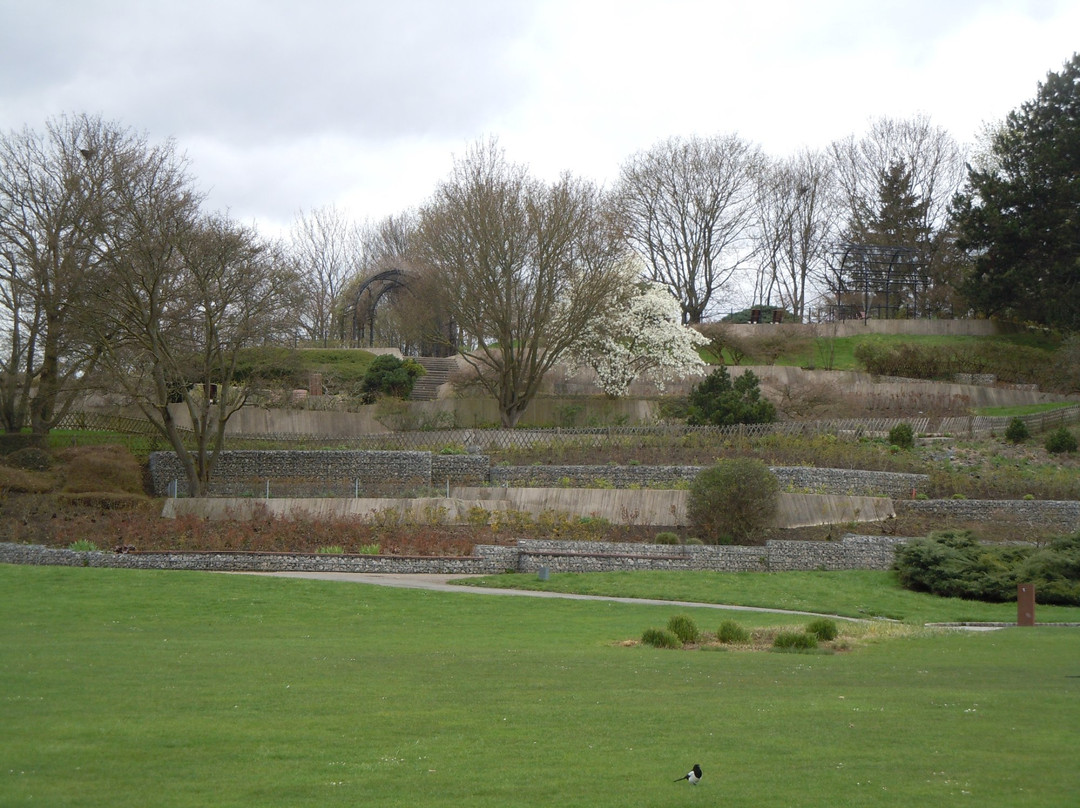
[675,764,702,785]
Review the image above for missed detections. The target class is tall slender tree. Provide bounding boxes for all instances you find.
[752,149,838,321]
[288,205,362,346]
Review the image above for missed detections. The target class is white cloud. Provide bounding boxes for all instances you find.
[1,0,1076,235]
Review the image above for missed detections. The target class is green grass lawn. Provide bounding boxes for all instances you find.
[712,332,1060,372]
[456,570,1080,625]
[974,402,1079,417]
[2,565,1078,808]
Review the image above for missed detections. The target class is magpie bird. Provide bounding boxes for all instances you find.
[675,764,702,785]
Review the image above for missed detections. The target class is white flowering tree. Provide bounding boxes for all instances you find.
[571,281,708,397]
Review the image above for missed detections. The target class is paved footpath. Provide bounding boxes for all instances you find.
[234,571,868,621]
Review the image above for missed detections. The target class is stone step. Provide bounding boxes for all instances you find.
[409,356,458,400]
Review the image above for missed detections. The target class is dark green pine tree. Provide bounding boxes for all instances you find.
[846,160,933,316]
[953,53,1080,329]
[850,159,931,249]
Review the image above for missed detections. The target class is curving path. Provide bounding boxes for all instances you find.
[234,571,869,621]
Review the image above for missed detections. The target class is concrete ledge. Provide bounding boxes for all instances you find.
[160,490,894,529]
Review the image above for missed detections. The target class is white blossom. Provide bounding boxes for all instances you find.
[571,281,708,397]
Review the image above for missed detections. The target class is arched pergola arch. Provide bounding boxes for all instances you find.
[347,267,459,355]
[349,268,409,348]
[827,242,926,320]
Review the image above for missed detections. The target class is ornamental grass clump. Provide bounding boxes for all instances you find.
[772,631,818,651]
[805,618,839,642]
[640,627,682,649]
[666,614,700,644]
[716,619,750,644]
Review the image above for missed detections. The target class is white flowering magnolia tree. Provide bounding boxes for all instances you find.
[571,281,708,397]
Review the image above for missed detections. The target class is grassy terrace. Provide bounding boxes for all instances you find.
[2,564,1078,808]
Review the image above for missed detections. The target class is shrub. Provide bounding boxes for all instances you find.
[893,530,1036,602]
[68,539,99,552]
[55,445,144,495]
[316,545,344,555]
[773,631,817,651]
[654,531,681,545]
[1015,533,1080,605]
[687,459,779,544]
[686,367,776,426]
[666,614,700,644]
[1045,426,1078,454]
[0,464,54,494]
[716,619,750,644]
[1004,417,1030,444]
[888,422,915,450]
[361,354,425,400]
[4,447,52,471]
[805,618,839,642]
[640,627,682,649]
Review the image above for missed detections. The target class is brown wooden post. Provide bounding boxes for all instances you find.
[1017,583,1036,626]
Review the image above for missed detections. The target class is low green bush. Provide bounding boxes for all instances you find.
[686,367,776,426]
[893,530,1080,605]
[805,618,839,641]
[68,539,99,552]
[773,631,817,651]
[666,614,699,644]
[1045,426,1078,454]
[361,354,425,400]
[654,531,681,545]
[716,619,750,644]
[4,447,52,471]
[640,627,682,649]
[1004,417,1030,444]
[1016,534,1080,606]
[888,422,915,450]
[316,545,344,555]
[687,459,780,544]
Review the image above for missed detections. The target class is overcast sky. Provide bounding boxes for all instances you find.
[1,0,1076,238]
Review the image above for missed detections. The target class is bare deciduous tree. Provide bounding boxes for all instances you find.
[288,205,362,346]
[614,134,763,324]
[751,149,839,321]
[87,141,295,495]
[0,114,133,434]
[416,139,629,427]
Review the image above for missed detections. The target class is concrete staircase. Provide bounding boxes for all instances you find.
[409,356,458,401]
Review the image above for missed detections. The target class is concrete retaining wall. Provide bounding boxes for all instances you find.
[0,535,906,574]
[161,496,514,523]
[160,490,895,529]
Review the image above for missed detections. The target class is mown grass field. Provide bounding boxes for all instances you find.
[2,565,1078,808]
